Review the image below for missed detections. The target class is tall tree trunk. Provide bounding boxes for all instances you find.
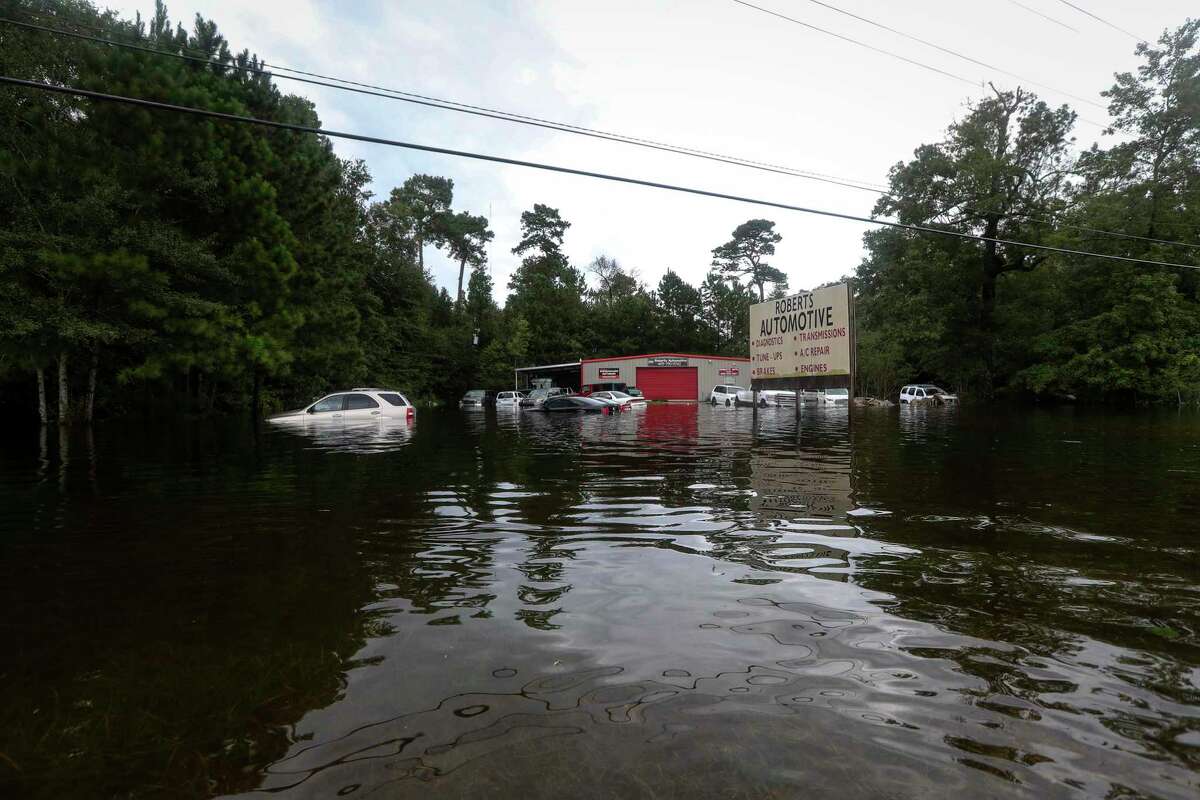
[979,214,1004,399]
[85,353,98,423]
[1146,130,1169,240]
[57,353,69,425]
[979,85,1016,352]
[36,366,47,425]
[251,368,262,419]
[980,237,1001,328]
[456,256,467,308]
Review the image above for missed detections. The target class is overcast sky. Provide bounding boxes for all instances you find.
[103,0,1194,301]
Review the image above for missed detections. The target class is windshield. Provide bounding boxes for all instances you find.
[608,391,630,399]
[827,389,848,397]
[528,388,550,399]
[463,390,485,399]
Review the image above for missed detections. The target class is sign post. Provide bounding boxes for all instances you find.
[748,282,855,417]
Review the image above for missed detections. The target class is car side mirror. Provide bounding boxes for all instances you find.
[306,407,316,414]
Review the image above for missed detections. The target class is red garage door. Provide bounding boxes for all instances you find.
[636,367,698,401]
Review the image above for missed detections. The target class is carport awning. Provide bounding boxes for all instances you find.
[514,361,581,372]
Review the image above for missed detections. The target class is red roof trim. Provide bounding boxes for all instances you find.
[581,352,750,364]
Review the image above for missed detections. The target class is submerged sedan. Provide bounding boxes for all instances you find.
[267,389,415,423]
[590,390,645,408]
[537,395,613,414]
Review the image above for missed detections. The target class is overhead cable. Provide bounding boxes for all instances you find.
[2,75,1195,272]
[0,15,888,193]
[799,0,1105,110]
[728,0,980,86]
[5,15,1194,248]
[1054,0,1149,42]
[1007,0,1080,33]
[732,0,1109,128]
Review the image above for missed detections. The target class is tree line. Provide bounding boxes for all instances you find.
[853,21,1200,403]
[0,1,784,422]
[1,2,1196,421]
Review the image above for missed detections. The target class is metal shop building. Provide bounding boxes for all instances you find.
[515,353,750,402]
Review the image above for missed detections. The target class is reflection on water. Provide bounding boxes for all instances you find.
[272,418,416,454]
[1,406,1198,798]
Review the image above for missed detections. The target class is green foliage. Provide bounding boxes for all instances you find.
[506,204,587,364]
[479,314,531,388]
[582,256,655,356]
[652,270,710,352]
[711,219,787,302]
[856,22,1200,402]
[700,269,754,356]
[444,211,494,306]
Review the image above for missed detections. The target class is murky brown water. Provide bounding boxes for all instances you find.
[1,404,1198,798]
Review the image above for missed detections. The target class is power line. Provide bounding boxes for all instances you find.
[730,0,1107,128]
[0,15,889,194]
[2,75,1195,272]
[1007,0,1080,33]
[1054,0,1148,43]
[727,0,982,87]
[6,14,1196,248]
[799,0,1105,110]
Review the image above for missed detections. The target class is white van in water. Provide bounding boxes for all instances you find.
[495,390,525,408]
[823,388,850,405]
[268,389,415,423]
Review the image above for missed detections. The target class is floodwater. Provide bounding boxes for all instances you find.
[1,404,1198,799]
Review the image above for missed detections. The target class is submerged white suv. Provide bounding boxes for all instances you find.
[267,389,415,423]
[709,385,744,405]
[899,384,958,404]
[735,388,796,407]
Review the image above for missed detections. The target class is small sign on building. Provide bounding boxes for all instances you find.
[646,356,689,368]
[598,367,620,379]
[718,367,740,377]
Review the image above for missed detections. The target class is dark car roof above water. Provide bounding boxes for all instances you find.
[542,395,606,410]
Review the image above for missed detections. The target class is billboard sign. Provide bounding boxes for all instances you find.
[750,283,851,381]
[646,356,689,368]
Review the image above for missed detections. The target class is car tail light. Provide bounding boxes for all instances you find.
[406,407,414,421]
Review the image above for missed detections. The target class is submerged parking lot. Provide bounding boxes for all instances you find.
[1,404,1198,798]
